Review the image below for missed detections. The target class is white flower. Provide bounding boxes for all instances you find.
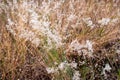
[83,17,95,29]
[69,61,77,68]
[58,61,78,70]
[54,1,62,9]
[31,38,40,47]
[116,50,120,54]
[43,21,51,27]
[72,70,81,80]
[7,18,14,26]
[29,10,40,30]
[102,63,111,76]
[86,40,94,53]
[54,62,58,65]
[67,14,77,21]
[98,18,110,26]
[46,67,58,74]
[69,39,84,52]
[58,61,68,70]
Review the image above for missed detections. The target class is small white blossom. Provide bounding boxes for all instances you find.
[54,62,58,65]
[43,21,51,27]
[83,17,95,29]
[67,14,77,21]
[69,39,84,52]
[69,61,77,68]
[58,61,68,70]
[7,18,14,26]
[98,18,110,26]
[31,38,40,47]
[46,67,58,74]
[86,40,94,53]
[116,50,120,54]
[102,63,111,76]
[54,1,62,9]
[72,70,81,80]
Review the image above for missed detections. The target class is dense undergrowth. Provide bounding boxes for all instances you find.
[0,0,120,80]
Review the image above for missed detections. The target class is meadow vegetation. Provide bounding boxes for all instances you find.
[0,0,120,80]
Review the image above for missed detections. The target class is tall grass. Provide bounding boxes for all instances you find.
[0,0,120,80]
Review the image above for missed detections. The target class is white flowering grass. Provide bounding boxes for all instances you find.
[2,0,63,49]
[0,0,120,80]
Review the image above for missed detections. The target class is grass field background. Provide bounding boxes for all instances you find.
[0,0,120,80]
